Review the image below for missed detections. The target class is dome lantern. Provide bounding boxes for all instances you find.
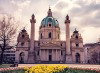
[32,14,35,19]
[47,7,52,17]
[73,28,78,33]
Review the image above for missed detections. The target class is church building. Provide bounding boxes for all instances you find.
[15,8,87,64]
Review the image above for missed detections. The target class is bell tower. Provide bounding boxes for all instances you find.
[28,14,36,63]
[15,28,29,63]
[70,29,84,63]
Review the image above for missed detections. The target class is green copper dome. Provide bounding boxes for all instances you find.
[41,8,59,27]
[41,16,59,27]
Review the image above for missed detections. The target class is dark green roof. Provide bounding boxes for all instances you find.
[41,16,59,27]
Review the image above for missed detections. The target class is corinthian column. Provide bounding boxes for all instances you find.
[65,15,71,55]
[28,14,36,63]
[30,14,36,51]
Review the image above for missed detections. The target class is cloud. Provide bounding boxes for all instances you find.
[52,0,100,43]
[54,1,68,10]
[10,0,31,21]
[81,27,100,43]
[0,0,99,43]
[0,6,7,14]
[69,1,100,27]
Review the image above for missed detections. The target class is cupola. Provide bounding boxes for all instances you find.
[40,7,59,28]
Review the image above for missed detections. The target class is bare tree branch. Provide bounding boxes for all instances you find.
[0,14,18,64]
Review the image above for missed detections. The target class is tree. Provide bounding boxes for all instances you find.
[0,15,18,64]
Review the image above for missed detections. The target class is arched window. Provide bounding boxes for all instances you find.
[49,24,51,27]
[37,50,39,55]
[40,33,42,39]
[76,35,78,39]
[43,25,45,27]
[61,43,62,46]
[19,52,25,63]
[61,51,63,55]
[76,43,79,47]
[22,34,25,38]
[48,32,52,38]
[21,42,24,46]
[58,34,59,39]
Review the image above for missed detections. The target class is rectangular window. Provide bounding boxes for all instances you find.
[61,51,63,55]
[37,51,39,55]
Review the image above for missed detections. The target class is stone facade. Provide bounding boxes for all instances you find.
[15,8,100,64]
[15,29,29,63]
[70,29,85,63]
[84,42,100,64]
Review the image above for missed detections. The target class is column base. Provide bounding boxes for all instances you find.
[27,51,35,64]
[66,54,72,63]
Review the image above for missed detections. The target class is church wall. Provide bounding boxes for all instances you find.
[71,43,83,49]
[15,9,100,64]
[80,51,85,63]
[45,50,48,61]
[17,42,29,48]
[15,50,28,63]
[34,41,66,62]
[72,49,85,63]
[52,49,61,61]
[84,48,88,63]
[40,50,44,61]
[79,43,83,47]
[52,50,55,61]
[57,50,61,61]
[34,41,40,47]
[85,44,100,64]
[39,48,62,62]
[52,50,61,61]
[39,27,60,41]
[40,49,49,61]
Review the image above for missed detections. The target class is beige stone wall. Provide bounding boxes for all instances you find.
[34,41,66,62]
[71,49,85,63]
[39,49,61,61]
[39,27,60,41]
[70,30,85,63]
[16,29,30,63]
[85,43,100,64]
[15,50,28,63]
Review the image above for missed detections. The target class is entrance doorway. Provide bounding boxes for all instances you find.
[19,52,24,63]
[75,53,80,63]
[49,55,52,61]
[48,49,52,61]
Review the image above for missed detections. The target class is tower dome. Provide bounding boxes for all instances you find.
[73,28,78,33]
[40,7,59,28]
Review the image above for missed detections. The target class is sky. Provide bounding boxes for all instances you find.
[0,0,100,44]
